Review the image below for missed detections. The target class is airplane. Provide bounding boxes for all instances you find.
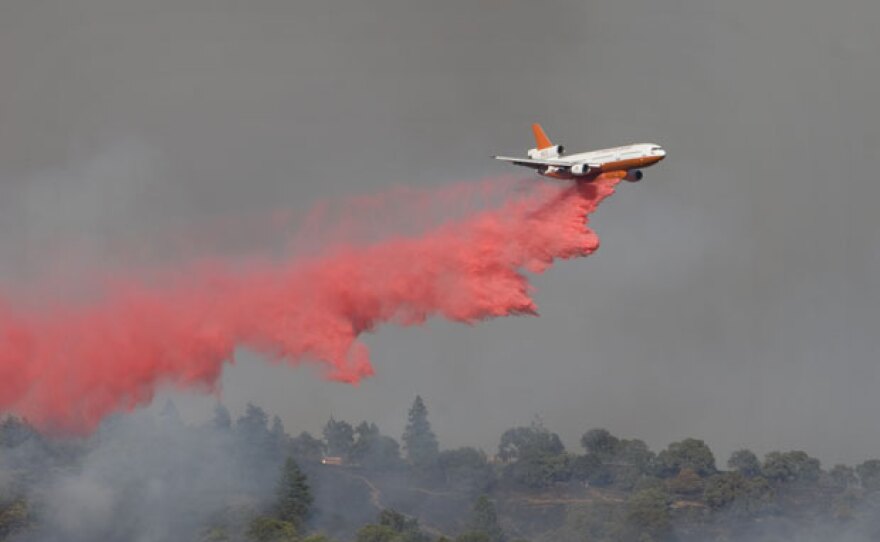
[493,123,666,182]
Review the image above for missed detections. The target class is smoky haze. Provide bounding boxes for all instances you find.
[0,0,878,468]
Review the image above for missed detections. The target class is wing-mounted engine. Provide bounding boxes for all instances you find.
[570,162,595,177]
[624,169,643,182]
[527,145,564,160]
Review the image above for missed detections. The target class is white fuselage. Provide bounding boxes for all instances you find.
[557,143,665,166]
[540,143,666,179]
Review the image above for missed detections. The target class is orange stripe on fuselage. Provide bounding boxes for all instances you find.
[599,155,664,173]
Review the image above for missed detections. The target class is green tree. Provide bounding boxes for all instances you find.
[402,396,439,469]
[502,453,570,489]
[248,516,298,542]
[352,422,402,470]
[356,524,398,542]
[704,472,772,517]
[655,438,716,478]
[761,451,821,484]
[856,459,880,491]
[378,509,421,534]
[275,457,313,529]
[580,429,620,461]
[357,510,429,542]
[728,449,761,478]
[465,496,505,542]
[323,417,355,458]
[498,421,569,489]
[351,421,377,465]
[616,439,655,474]
[498,422,564,462]
[612,439,657,489]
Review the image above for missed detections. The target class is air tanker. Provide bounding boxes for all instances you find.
[494,123,666,182]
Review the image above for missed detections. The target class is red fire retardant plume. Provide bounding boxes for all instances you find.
[0,177,620,433]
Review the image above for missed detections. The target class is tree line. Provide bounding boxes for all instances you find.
[2,395,880,541]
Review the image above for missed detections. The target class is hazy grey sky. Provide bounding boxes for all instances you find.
[1,0,879,466]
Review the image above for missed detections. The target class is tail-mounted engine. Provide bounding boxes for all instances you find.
[527,145,564,160]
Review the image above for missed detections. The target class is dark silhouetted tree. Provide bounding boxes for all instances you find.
[655,438,716,478]
[616,439,655,473]
[502,453,570,490]
[580,429,620,461]
[270,416,289,456]
[247,516,298,542]
[238,403,271,443]
[291,432,327,464]
[613,439,657,488]
[236,403,276,468]
[323,417,355,458]
[498,421,564,462]
[275,457,313,529]
[402,396,439,469]
[728,449,761,478]
[704,472,772,518]
[357,510,429,542]
[762,451,820,484]
[498,421,568,489]
[352,422,402,470]
[856,459,880,491]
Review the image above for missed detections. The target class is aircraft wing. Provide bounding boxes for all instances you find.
[493,156,601,175]
[492,156,572,170]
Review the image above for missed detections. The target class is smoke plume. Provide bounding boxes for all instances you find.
[0,177,621,434]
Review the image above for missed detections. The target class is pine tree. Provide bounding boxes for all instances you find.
[402,396,439,469]
[270,415,289,453]
[275,456,313,528]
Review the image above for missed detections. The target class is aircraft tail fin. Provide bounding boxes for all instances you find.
[531,123,553,150]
